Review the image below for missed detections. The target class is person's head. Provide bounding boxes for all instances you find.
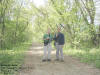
[57,27,61,32]
[47,28,51,34]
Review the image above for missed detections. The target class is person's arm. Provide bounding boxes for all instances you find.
[62,33,65,44]
[54,33,58,38]
[43,34,49,41]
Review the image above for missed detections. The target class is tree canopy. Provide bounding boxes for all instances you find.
[0,0,100,49]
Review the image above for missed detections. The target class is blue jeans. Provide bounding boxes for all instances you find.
[56,43,64,60]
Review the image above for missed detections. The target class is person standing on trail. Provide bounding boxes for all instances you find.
[42,28,53,62]
[54,27,65,62]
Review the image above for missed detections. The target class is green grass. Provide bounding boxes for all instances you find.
[0,42,32,75]
[64,46,100,69]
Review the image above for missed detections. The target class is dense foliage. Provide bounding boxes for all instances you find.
[0,0,100,49]
[0,0,33,50]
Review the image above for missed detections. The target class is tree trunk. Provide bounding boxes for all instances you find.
[1,15,5,49]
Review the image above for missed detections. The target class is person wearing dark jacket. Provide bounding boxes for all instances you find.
[54,27,65,61]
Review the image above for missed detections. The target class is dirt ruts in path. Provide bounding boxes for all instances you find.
[19,43,100,75]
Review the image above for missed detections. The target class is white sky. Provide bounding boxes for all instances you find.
[29,0,47,7]
[95,1,100,25]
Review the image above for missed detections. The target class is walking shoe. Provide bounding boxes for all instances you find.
[55,59,59,61]
[47,59,51,61]
[42,59,46,62]
[61,59,64,62]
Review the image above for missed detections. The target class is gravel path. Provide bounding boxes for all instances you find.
[19,43,100,75]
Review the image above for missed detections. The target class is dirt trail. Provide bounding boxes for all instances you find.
[19,43,100,75]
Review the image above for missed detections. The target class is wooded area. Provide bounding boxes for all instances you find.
[32,0,100,48]
[0,0,33,49]
[0,0,100,49]
[0,0,100,75]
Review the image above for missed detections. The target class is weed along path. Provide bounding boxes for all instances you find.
[19,43,100,75]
